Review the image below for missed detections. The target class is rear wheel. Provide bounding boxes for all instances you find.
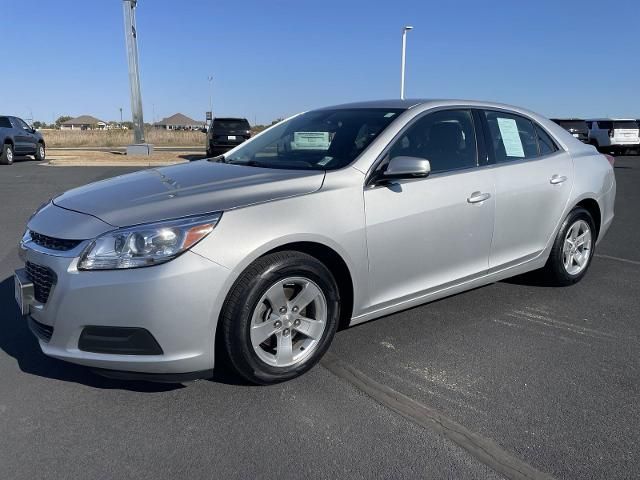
[219,251,340,384]
[540,207,596,286]
[35,143,45,161]
[0,143,14,165]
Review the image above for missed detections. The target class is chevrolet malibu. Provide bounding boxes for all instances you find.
[16,100,616,384]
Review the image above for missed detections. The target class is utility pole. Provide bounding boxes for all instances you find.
[119,107,123,124]
[122,0,152,154]
[400,26,413,100]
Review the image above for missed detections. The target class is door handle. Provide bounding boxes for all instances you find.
[550,175,567,185]
[467,191,491,204]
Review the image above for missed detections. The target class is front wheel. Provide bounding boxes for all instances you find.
[219,251,340,384]
[35,143,46,161]
[540,207,596,286]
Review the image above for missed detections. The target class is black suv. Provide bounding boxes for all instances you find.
[205,117,251,156]
[0,115,46,165]
[550,118,589,144]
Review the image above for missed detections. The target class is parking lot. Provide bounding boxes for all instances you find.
[0,157,638,479]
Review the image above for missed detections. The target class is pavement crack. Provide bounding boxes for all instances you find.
[321,352,557,480]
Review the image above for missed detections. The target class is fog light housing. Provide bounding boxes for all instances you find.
[79,326,163,355]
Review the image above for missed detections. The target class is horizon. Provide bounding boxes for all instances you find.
[2,0,639,126]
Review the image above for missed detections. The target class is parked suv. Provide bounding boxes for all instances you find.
[205,117,251,157]
[550,119,589,143]
[0,116,46,165]
[586,119,640,155]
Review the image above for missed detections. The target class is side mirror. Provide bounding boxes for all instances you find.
[383,156,431,180]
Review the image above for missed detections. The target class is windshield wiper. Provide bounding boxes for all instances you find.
[208,155,226,163]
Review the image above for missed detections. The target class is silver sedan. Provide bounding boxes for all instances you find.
[15,100,616,384]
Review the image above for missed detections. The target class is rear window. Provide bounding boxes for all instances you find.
[613,121,638,130]
[536,126,559,155]
[0,117,12,128]
[553,120,588,131]
[484,111,539,162]
[213,119,250,130]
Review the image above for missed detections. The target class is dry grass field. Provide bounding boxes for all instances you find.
[43,149,201,166]
[41,128,205,148]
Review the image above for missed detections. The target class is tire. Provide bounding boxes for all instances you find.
[540,207,596,286]
[0,143,14,165]
[35,143,45,161]
[219,251,340,385]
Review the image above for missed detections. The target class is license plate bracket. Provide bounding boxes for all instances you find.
[14,268,34,316]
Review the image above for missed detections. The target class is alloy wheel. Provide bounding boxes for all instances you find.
[249,276,327,367]
[562,220,592,275]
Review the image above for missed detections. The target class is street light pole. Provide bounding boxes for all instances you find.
[207,75,214,116]
[123,0,145,144]
[400,25,413,100]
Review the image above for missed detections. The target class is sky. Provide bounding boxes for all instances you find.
[1,0,639,125]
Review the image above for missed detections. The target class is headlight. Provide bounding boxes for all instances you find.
[78,213,221,270]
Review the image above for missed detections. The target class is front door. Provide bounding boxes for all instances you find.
[364,109,495,310]
[10,117,35,154]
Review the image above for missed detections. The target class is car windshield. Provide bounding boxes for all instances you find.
[214,119,249,130]
[223,108,404,170]
[613,121,639,129]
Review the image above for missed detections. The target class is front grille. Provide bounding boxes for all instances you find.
[30,231,82,251]
[28,316,54,343]
[25,262,57,304]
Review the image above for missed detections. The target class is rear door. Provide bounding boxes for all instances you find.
[9,117,31,154]
[481,110,573,270]
[364,108,495,309]
[212,119,251,145]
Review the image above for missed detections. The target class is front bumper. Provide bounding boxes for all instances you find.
[19,245,231,375]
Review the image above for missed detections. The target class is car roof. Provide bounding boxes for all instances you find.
[550,118,586,122]
[214,117,249,121]
[586,118,638,121]
[317,98,549,114]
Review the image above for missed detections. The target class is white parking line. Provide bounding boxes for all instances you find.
[595,254,640,266]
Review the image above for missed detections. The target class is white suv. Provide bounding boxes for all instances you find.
[586,119,640,155]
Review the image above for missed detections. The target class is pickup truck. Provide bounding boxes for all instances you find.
[0,115,46,165]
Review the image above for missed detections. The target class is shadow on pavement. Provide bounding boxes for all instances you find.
[0,276,183,392]
[501,269,558,287]
[179,154,208,162]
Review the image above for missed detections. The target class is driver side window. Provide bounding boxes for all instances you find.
[12,117,30,130]
[388,109,478,174]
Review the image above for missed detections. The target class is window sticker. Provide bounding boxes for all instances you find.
[384,112,397,118]
[291,132,330,150]
[497,118,525,157]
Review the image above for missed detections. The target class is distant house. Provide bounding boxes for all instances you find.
[154,113,204,131]
[61,115,108,131]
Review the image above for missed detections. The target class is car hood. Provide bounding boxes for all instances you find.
[52,160,325,227]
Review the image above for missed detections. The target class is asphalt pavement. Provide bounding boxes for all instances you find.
[0,156,638,479]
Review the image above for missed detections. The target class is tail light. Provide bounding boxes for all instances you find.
[604,154,615,167]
